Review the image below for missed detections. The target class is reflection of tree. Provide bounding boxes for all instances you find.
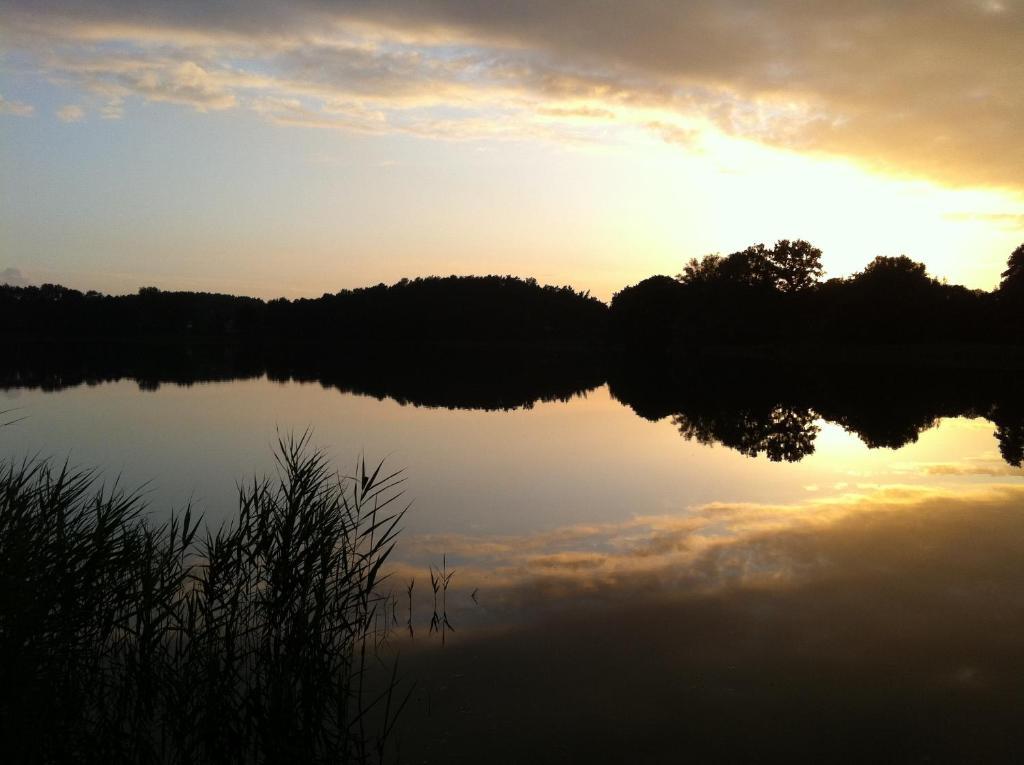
[996,424,1024,467]
[991,402,1024,467]
[672,405,819,462]
[0,341,605,412]
[611,355,1024,467]
[825,413,940,450]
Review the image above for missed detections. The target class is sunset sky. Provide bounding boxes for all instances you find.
[2,0,1022,300]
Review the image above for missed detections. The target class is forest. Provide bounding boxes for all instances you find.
[0,275,606,345]
[2,243,1022,349]
[609,241,1024,347]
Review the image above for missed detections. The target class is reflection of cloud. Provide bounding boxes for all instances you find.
[394,481,1024,761]
[526,552,607,572]
[923,463,1024,477]
[398,484,1024,598]
[896,458,1024,477]
[4,1,1024,188]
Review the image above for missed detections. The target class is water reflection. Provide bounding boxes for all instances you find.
[393,482,1024,762]
[609,355,1024,466]
[672,405,820,462]
[0,341,604,411]
[5,343,1024,468]
[4,342,1019,466]
[5,344,1024,761]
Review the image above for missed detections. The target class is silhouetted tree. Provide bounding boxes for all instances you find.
[677,246,773,289]
[996,244,1024,341]
[0,276,608,346]
[999,243,1024,295]
[766,239,823,293]
[5,244,1020,354]
[665,241,820,344]
[608,276,686,347]
[810,254,990,343]
[860,255,930,284]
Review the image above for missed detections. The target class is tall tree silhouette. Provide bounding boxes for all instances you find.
[766,239,824,293]
[999,243,1024,295]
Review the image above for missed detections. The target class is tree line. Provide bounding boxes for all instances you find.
[610,241,1024,347]
[2,244,1023,347]
[0,275,607,345]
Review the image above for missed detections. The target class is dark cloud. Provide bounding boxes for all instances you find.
[0,267,31,286]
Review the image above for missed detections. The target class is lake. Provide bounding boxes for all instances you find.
[4,346,1024,761]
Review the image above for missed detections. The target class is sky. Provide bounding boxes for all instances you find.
[1,0,1023,300]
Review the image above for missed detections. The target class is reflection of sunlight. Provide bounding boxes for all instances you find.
[809,420,865,452]
[807,416,1003,484]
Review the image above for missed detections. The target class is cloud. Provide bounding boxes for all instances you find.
[2,1,1024,189]
[644,120,702,149]
[0,267,31,286]
[0,94,34,117]
[56,103,84,122]
[536,105,615,120]
[942,211,1024,230]
[47,53,239,113]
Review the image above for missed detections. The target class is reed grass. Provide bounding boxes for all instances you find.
[0,431,408,764]
[427,555,455,646]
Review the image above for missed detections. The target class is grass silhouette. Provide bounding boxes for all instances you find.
[0,431,408,764]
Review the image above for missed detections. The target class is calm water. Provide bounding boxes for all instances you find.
[4,351,1024,761]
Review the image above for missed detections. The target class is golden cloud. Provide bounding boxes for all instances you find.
[2,1,1022,189]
